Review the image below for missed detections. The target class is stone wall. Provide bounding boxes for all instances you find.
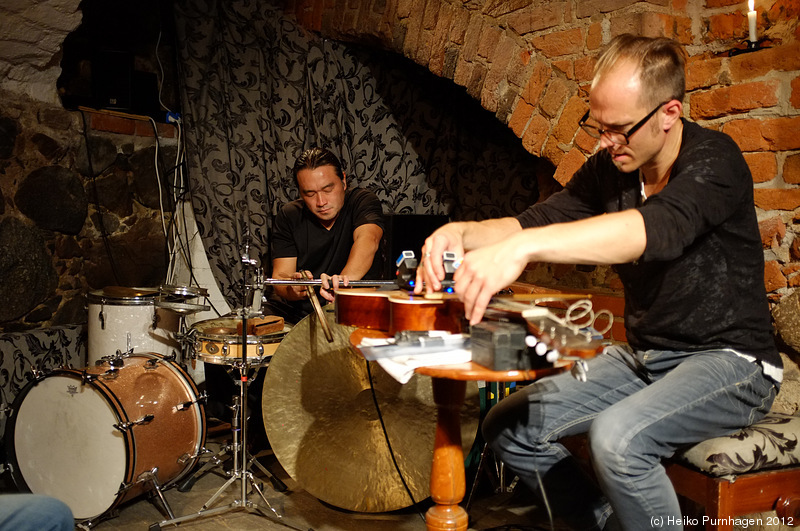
[0,90,178,330]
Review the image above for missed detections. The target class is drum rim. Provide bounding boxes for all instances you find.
[87,290,157,305]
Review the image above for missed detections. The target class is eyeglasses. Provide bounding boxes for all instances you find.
[579,101,669,145]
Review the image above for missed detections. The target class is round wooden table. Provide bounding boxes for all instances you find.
[351,328,565,531]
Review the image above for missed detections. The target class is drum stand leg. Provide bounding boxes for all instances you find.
[150,365,309,531]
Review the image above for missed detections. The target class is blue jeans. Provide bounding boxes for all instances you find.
[481,345,777,531]
[0,494,73,531]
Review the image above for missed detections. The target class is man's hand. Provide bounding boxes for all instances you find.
[320,273,349,302]
[453,238,528,325]
[414,224,466,294]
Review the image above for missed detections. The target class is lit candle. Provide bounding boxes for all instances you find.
[748,0,757,42]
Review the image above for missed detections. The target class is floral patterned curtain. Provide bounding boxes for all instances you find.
[173,0,545,306]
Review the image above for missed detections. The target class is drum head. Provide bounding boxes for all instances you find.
[262,305,480,513]
[6,371,128,520]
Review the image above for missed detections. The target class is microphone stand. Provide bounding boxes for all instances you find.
[151,241,309,531]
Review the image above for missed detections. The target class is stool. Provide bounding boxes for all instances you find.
[667,411,800,530]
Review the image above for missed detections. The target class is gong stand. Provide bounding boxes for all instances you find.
[151,248,308,531]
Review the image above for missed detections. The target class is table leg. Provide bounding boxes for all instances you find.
[425,377,469,531]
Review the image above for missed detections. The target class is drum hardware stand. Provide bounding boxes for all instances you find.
[151,241,308,531]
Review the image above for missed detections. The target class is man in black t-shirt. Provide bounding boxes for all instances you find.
[205,148,384,442]
[269,147,385,321]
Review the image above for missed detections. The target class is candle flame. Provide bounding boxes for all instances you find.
[748,0,754,11]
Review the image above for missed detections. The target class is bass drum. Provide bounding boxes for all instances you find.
[4,352,206,522]
[263,305,480,513]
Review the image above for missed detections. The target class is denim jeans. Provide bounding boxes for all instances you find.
[481,345,777,531]
[0,494,73,531]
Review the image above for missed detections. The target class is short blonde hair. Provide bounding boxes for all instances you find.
[593,34,686,107]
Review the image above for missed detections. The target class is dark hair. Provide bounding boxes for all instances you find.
[593,34,686,107]
[292,147,345,181]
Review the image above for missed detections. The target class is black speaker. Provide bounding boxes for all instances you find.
[383,214,449,278]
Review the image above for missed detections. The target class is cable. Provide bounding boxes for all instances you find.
[80,111,122,285]
[364,360,427,523]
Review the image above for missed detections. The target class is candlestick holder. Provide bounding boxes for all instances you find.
[729,39,769,56]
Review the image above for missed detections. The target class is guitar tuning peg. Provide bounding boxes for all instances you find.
[570,360,589,382]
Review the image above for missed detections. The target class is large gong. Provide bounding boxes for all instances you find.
[262,305,480,513]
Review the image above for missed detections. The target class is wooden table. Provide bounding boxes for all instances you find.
[351,328,564,531]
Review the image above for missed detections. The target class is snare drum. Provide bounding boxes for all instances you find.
[87,287,180,365]
[4,352,206,522]
[190,317,290,365]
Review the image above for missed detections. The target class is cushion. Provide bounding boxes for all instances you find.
[674,412,800,477]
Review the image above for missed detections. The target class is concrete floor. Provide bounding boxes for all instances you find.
[2,426,548,531]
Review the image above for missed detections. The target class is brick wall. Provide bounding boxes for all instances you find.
[286,0,800,304]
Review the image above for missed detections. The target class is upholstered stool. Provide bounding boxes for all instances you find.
[666,411,800,530]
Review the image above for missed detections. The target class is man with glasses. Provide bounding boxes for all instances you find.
[416,35,780,530]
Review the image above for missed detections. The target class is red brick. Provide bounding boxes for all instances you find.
[461,14,484,61]
[477,24,502,60]
[586,22,603,51]
[792,238,800,261]
[485,34,518,90]
[427,3,455,76]
[762,117,800,151]
[641,12,693,43]
[730,43,800,82]
[792,75,800,109]
[540,78,570,118]
[705,0,740,6]
[672,0,689,9]
[553,148,587,186]
[449,8,469,45]
[543,137,566,169]
[90,113,136,136]
[764,260,787,292]
[507,49,533,88]
[753,188,800,211]
[723,117,800,152]
[520,60,551,105]
[783,263,800,277]
[575,127,598,154]
[689,80,780,120]
[686,54,723,91]
[785,154,800,185]
[575,0,637,18]
[758,216,786,248]
[509,99,535,137]
[552,59,574,80]
[530,28,584,58]
[744,152,777,184]
[553,96,587,145]
[705,12,747,43]
[453,57,473,88]
[574,55,596,85]
[507,3,564,35]
[521,113,550,156]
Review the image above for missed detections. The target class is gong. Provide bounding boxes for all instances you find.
[262,305,480,513]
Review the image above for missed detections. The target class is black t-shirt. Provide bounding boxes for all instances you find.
[516,119,781,375]
[271,187,385,316]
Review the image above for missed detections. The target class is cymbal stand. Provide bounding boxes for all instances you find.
[151,237,309,531]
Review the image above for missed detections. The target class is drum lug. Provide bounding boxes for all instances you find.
[99,303,106,330]
[114,414,155,432]
[257,343,264,356]
[221,344,229,355]
[144,358,160,371]
[101,368,119,380]
[172,392,207,413]
[81,371,96,385]
[151,311,160,331]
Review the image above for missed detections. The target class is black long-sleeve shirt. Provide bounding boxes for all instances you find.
[516,119,781,379]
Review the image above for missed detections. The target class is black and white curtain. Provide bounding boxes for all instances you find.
[174,0,545,306]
